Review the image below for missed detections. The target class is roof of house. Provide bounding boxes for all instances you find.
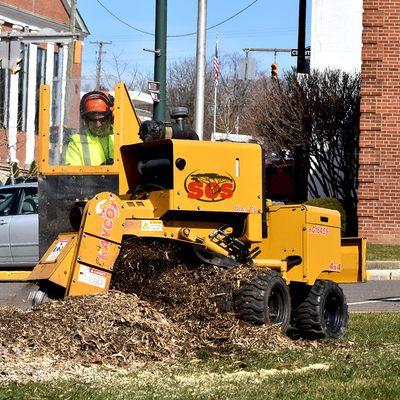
[0,1,89,36]
[60,0,89,35]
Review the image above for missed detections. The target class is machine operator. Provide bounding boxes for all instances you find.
[64,91,114,166]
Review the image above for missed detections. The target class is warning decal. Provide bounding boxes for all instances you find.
[141,220,163,232]
[45,240,69,263]
[78,265,107,289]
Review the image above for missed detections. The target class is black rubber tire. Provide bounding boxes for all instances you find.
[233,270,291,333]
[292,280,348,339]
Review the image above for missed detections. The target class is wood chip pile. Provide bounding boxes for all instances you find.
[0,238,298,367]
[0,291,180,366]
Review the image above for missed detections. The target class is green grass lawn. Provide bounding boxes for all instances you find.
[367,243,400,261]
[1,312,399,400]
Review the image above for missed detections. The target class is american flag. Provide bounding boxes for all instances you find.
[213,40,220,86]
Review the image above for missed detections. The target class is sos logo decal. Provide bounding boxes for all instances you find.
[184,171,236,202]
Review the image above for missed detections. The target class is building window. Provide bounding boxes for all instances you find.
[52,50,60,125]
[54,50,59,78]
[0,69,6,128]
[17,43,29,132]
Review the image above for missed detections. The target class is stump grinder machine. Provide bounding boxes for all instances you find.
[1,83,366,339]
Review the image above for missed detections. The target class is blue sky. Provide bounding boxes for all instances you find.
[78,0,311,82]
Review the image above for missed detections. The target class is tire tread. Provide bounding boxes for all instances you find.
[291,280,348,339]
[233,270,291,332]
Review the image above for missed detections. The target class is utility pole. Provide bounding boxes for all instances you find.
[297,0,307,74]
[63,0,77,128]
[90,40,112,90]
[194,0,207,140]
[153,0,167,121]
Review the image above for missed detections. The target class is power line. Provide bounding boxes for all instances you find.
[95,0,153,35]
[169,0,259,37]
[92,29,307,43]
[95,0,259,38]
[90,26,304,40]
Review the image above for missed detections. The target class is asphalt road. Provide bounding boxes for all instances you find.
[0,281,399,313]
[342,281,400,312]
[0,282,36,309]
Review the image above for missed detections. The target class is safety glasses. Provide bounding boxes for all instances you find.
[85,111,112,123]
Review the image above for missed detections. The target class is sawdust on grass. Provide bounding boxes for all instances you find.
[0,238,302,378]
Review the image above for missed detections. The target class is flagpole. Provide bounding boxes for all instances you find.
[213,83,217,136]
[212,34,219,140]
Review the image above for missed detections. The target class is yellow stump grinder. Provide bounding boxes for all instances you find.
[1,83,366,339]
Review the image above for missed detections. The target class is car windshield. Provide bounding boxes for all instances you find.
[0,191,16,216]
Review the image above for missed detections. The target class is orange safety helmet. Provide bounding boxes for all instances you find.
[80,91,114,120]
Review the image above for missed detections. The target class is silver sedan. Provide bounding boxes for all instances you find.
[0,182,38,266]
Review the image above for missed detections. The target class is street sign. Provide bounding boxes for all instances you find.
[291,48,311,57]
[148,81,160,92]
[239,57,256,80]
[148,81,160,103]
[150,91,160,103]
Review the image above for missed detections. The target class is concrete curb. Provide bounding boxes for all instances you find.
[367,260,400,270]
[367,269,400,281]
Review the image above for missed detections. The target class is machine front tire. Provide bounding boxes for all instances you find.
[233,270,291,332]
[292,280,348,339]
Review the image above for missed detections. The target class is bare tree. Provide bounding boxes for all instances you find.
[167,58,198,126]
[305,71,360,235]
[102,51,148,92]
[244,69,360,234]
[216,53,253,134]
[167,54,254,138]
[166,58,360,234]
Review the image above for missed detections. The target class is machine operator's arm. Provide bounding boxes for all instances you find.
[64,136,84,166]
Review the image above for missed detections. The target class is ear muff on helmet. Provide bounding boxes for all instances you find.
[80,91,114,119]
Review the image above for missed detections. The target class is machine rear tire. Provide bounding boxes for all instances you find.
[233,270,291,332]
[292,280,348,339]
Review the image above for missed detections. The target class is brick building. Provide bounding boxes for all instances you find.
[358,2,400,243]
[0,0,89,171]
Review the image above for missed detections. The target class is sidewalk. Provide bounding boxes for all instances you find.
[367,261,400,281]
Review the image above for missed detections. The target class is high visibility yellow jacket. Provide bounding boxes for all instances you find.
[64,129,114,166]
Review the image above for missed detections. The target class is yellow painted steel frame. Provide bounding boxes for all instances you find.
[38,82,142,194]
[252,205,366,285]
[30,86,366,297]
[28,194,366,297]
[29,192,126,296]
[0,271,32,281]
[121,139,264,222]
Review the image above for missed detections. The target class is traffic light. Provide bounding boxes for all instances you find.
[10,57,22,74]
[9,40,23,74]
[271,63,278,80]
